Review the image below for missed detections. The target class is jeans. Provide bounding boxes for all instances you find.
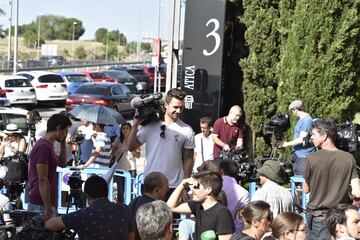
[27,203,58,217]
[293,154,307,175]
[306,214,327,240]
[178,218,195,240]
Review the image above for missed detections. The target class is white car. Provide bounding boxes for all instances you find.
[16,71,68,106]
[0,106,28,134]
[0,75,37,108]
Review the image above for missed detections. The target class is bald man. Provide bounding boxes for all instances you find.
[212,105,244,159]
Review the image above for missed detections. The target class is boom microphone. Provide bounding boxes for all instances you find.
[131,93,163,109]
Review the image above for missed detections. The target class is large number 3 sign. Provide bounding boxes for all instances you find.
[202,18,221,56]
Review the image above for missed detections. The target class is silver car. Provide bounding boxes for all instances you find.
[0,75,37,108]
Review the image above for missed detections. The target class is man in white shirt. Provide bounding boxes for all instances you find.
[193,117,214,172]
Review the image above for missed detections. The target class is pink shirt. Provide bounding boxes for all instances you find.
[28,139,58,207]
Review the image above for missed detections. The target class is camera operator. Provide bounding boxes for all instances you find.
[45,175,135,239]
[212,105,244,159]
[27,110,47,142]
[193,117,214,172]
[0,124,26,159]
[128,88,195,193]
[277,100,316,175]
[251,160,294,217]
[303,118,360,240]
[27,113,72,220]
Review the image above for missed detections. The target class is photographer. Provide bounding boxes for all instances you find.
[212,105,244,159]
[303,118,360,240]
[45,175,135,239]
[27,113,72,220]
[128,88,195,192]
[26,110,47,142]
[0,124,26,159]
[277,100,315,175]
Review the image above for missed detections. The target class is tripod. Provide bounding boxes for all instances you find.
[26,131,36,155]
[66,188,84,214]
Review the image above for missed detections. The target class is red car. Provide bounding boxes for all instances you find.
[80,71,113,83]
[143,65,166,91]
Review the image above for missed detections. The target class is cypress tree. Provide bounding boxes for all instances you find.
[277,0,360,122]
[240,0,281,157]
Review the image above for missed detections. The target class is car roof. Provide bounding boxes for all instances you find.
[0,75,28,81]
[57,71,86,76]
[79,71,99,74]
[0,106,28,115]
[16,71,59,77]
[80,82,120,87]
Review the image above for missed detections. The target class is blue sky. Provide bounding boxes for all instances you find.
[0,0,170,42]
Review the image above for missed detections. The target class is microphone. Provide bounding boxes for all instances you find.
[131,93,162,109]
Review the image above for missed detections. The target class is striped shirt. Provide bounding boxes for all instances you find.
[92,132,111,168]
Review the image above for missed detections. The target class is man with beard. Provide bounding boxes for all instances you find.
[167,171,234,240]
[212,105,244,159]
[128,88,195,194]
[27,113,72,220]
[326,204,360,240]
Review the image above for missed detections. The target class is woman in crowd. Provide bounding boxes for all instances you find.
[0,124,26,158]
[268,212,306,240]
[111,122,140,203]
[231,201,273,240]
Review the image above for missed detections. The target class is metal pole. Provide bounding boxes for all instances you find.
[36,14,41,59]
[136,0,142,62]
[7,0,12,67]
[154,0,161,93]
[71,21,77,61]
[12,0,18,74]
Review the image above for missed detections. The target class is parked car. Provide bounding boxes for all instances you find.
[15,71,68,106]
[65,82,134,115]
[101,70,140,94]
[39,55,67,66]
[0,75,37,108]
[143,65,166,91]
[80,71,113,82]
[57,72,92,94]
[0,106,28,134]
[123,66,149,93]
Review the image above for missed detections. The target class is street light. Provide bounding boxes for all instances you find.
[36,14,42,59]
[7,0,13,67]
[71,21,77,61]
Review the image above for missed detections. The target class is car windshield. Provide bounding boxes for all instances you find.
[90,72,109,79]
[127,69,144,75]
[38,74,64,83]
[65,75,91,83]
[7,114,27,130]
[5,78,32,87]
[75,85,110,96]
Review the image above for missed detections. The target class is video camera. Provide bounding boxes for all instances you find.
[67,169,84,191]
[130,93,164,125]
[3,210,75,240]
[26,112,41,138]
[218,147,248,163]
[263,113,291,141]
[71,130,85,145]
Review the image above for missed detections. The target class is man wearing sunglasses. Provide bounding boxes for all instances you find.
[167,171,234,240]
[128,88,195,195]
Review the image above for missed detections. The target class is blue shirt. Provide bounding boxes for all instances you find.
[62,199,134,240]
[293,115,316,158]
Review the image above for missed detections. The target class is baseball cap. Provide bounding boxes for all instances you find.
[288,100,303,111]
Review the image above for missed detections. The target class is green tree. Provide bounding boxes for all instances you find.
[75,45,87,60]
[95,28,108,43]
[240,0,281,156]
[277,0,360,123]
[23,30,37,48]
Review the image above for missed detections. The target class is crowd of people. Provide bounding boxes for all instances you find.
[0,88,359,240]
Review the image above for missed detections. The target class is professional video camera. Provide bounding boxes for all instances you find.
[263,113,291,141]
[67,170,84,191]
[237,162,259,183]
[26,112,41,138]
[71,130,85,145]
[4,210,75,240]
[66,169,85,212]
[218,147,248,163]
[130,93,164,125]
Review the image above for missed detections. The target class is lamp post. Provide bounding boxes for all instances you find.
[7,0,12,67]
[71,21,77,61]
[12,0,18,75]
[36,14,42,59]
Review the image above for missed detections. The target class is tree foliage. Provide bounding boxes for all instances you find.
[240,0,281,156]
[23,30,37,48]
[95,28,127,45]
[277,0,360,122]
[75,45,87,60]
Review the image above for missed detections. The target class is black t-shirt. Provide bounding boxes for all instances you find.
[231,231,255,240]
[188,201,234,240]
[128,194,155,240]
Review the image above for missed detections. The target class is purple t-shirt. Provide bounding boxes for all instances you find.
[28,139,58,207]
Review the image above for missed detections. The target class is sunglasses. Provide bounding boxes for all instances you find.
[160,125,166,138]
[192,182,201,189]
